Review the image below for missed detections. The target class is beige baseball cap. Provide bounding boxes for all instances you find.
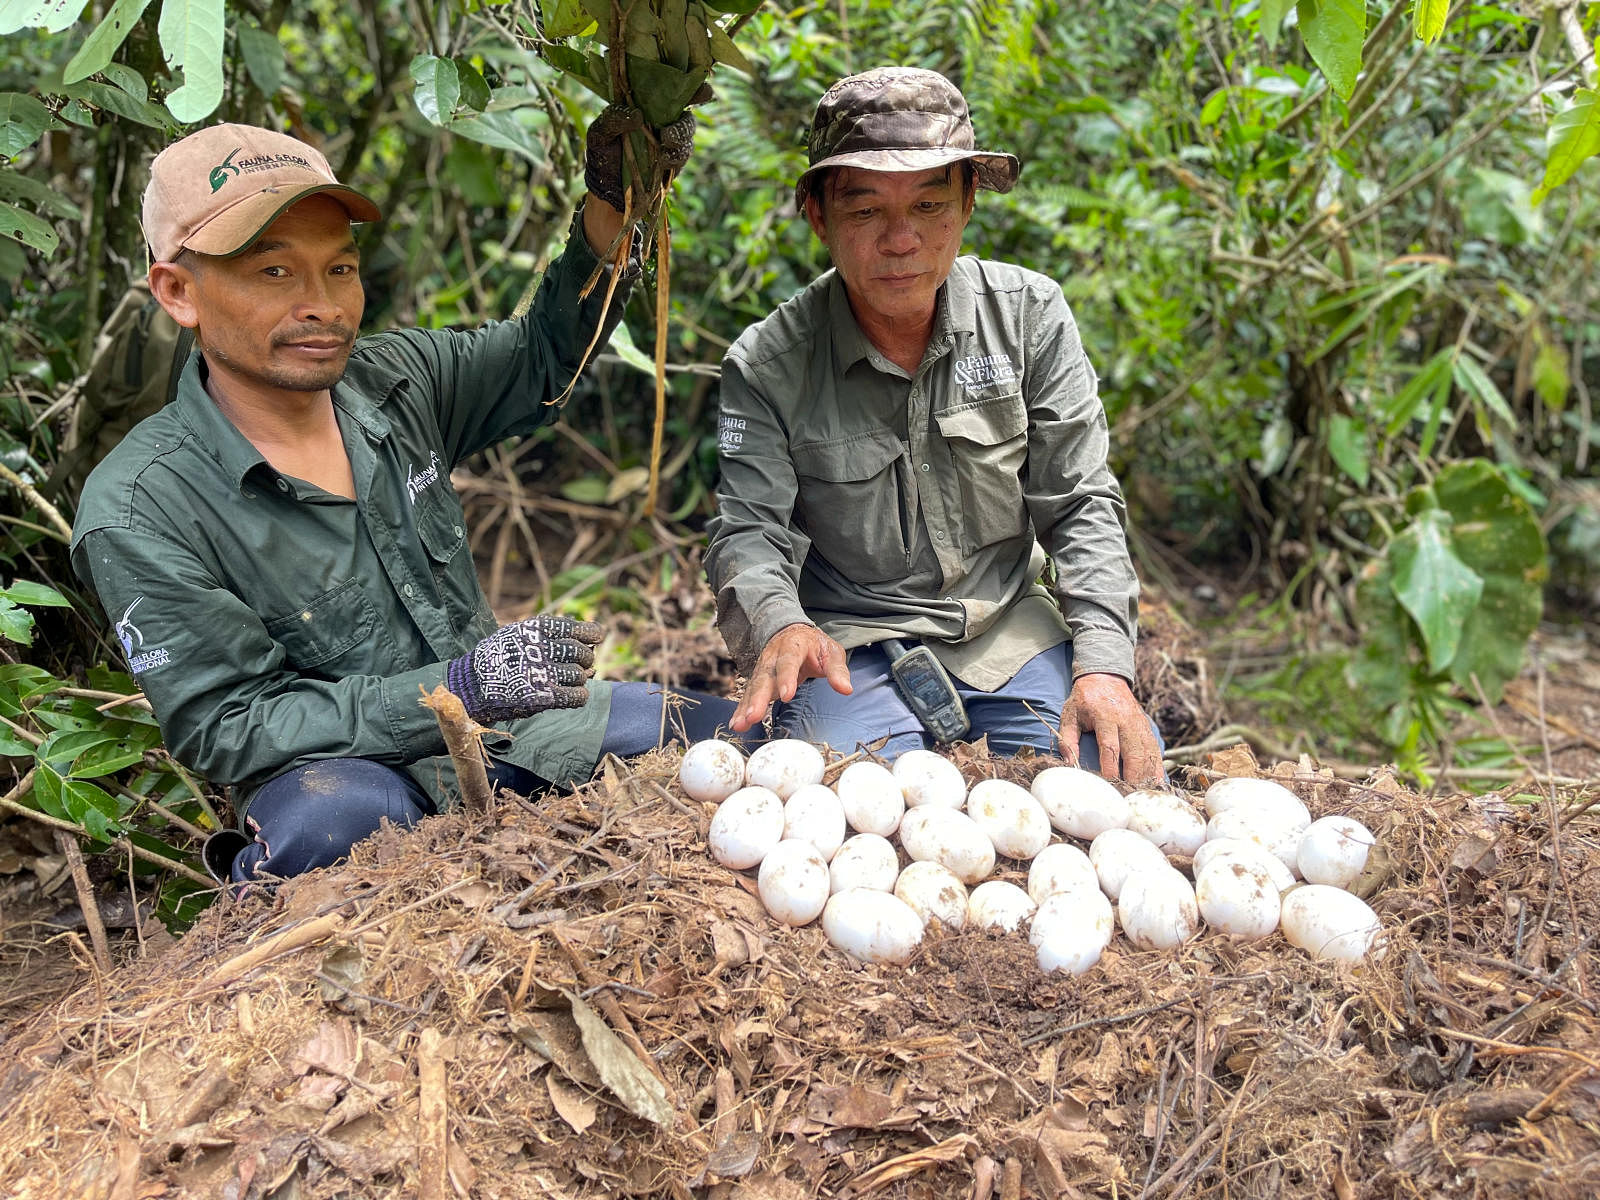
[142,123,381,263]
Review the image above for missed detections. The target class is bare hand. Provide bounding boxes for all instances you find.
[731,623,853,732]
[1059,672,1162,784]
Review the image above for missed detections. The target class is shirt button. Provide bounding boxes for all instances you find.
[403,584,415,598]
[276,479,289,492]
[919,462,930,473]
[935,530,947,540]
[453,525,464,537]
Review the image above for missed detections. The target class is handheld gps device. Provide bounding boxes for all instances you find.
[880,638,971,744]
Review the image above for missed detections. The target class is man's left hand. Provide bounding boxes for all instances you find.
[1058,672,1162,784]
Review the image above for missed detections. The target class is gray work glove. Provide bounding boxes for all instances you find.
[584,104,697,213]
[446,616,605,724]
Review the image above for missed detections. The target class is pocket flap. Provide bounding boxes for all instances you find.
[264,579,375,667]
[792,431,903,482]
[935,392,1027,446]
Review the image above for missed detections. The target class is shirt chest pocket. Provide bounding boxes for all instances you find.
[263,578,384,676]
[792,431,909,584]
[414,490,491,636]
[935,391,1029,549]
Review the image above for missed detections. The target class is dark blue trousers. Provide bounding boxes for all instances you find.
[230,681,742,884]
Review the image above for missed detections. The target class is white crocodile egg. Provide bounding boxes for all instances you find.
[1126,790,1207,855]
[967,779,1052,860]
[893,860,968,930]
[1203,777,1311,825]
[1088,827,1170,902]
[1206,806,1307,877]
[1027,842,1100,904]
[1296,816,1374,888]
[1195,858,1281,938]
[828,833,900,894]
[1192,838,1296,891]
[892,749,968,809]
[1031,766,1130,839]
[1280,885,1382,964]
[1118,870,1200,951]
[744,739,825,799]
[757,840,831,926]
[707,786,784,870]
[967,880,1036,933]
[898,806,996,884]
[678,739,747,803]
[782,784,847,861]
[822,888,923,964]
[836,761,906,836]
[1030,889,1115,974]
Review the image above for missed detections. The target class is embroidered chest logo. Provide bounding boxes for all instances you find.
[117,597,171,675]
[718,415,746,453]
[406,451,442,504]
[953,353,1016,393]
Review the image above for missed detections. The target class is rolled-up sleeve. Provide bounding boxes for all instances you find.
[1020,284,1139,682]
[703,352,814,670]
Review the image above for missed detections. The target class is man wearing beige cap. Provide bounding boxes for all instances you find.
[704,67,1163,782]
[71,117,744,886]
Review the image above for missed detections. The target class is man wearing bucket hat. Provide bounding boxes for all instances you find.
[71,116,744,886]
[704,67,1162,782]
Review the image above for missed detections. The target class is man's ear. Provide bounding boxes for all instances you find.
[803,190,828,242]
[148,261,202,330]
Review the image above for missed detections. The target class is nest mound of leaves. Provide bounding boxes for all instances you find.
[3,745,1596,1199]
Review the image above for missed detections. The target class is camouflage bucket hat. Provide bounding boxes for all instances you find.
[794,66,1020,211]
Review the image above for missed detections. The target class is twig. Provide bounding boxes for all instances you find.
[0,462,72,540]
[1021,996,1188,1047]
[421,685,493,812]
[56,831,112,973]
[1433,1026,1600,1073]
[418,1027,449,1200]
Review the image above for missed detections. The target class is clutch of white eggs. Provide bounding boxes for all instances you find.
[680,739,1382,974]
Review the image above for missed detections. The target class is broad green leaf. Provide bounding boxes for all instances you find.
[540,0,594,39]
[58,79,173,128]
[0,0,87,35]
[450,109,545,164]
[707,19,754,74]
[0,200,57,254]
[0,92,52,158]
[0,169,81,218]
[561,475,609,504]
[444,139,504,207]
[101,62,147,101]
[0,726,34,756]
[1259,0,1294,51]
[1412,0,1447,43]
[608,321,655,375]
[1,579,70,606]
[60,773,124,840]
[0,597,33,645]
[158,0,226,123]
[70,736,146,778]
[29,762,70,820]
[454,58,491,112]
[410,54,460,125]
[624,54,707,127]
[1432,461,1547,702]
[1532,88,1600,205]
[1254,414,1293,477]
[1452,355,1514,436]
[37,728,115,770]
[237,22,286,97]
[1296,0,1366,101]
[1327,413,1369,487]
[1199,90,1227,126]
[1389,508,1483,673]
[62,0,155,85]
[1532,340,1567,411]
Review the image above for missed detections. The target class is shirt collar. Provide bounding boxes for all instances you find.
[171,345,402,491]
[825,257,979,373]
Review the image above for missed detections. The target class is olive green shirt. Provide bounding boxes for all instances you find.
[704,257,1138,692]
[70,219,632,811]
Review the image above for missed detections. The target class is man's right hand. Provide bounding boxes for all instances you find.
[446,616,605,725]
[731,623,853,732]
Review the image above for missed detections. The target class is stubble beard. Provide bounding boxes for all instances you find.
[200,333,353,394]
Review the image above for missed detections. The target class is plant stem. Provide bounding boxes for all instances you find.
[0,463,73,540]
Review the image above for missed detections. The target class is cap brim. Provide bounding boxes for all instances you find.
[794,147,1019,211]
[182,183,383,259]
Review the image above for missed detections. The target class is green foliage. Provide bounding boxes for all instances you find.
[1296,0,1366,100]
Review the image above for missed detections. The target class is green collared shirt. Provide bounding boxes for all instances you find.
[704,257,1138,692]
[70,221,632,811]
